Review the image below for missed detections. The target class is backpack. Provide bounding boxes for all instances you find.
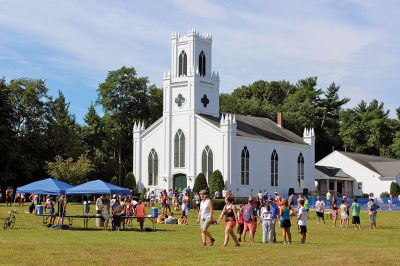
[242,204,253,222]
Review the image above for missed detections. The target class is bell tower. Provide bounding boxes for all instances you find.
[163,29,220,118]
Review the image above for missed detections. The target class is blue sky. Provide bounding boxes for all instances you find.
[1,0,399,123]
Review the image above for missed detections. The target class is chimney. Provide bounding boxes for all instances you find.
[277,112,284,128]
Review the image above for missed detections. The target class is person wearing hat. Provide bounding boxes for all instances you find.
[197,190,215,246]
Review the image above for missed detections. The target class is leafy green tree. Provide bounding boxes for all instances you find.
[390,182,400,197]
[193,173,208,193]
[110,176,119,185]
[97,66,150,185]
[209,170,224,198]
[124,172,137,193]
[2,78,50,185]
[46,155,93,185]
[148,85,163,123]
[47,91,84,159]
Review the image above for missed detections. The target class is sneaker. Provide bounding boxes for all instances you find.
[210,238,215,246]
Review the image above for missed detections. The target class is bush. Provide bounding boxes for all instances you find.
[212,199,226,210]
[124,172,137,194]
[302,188,309,196]
[193,173,208,193]
[358,193,370,198]
[110,176,118,185]
[140,187,147,201]
[309,191,319,196]
[288,188,294,196]
[390,182,400,197]
[380,191,390,198]
[209,170,224,198]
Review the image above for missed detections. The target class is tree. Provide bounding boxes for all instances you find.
[148,85,163,123]
[46,155,93,185]
[97,66,150,185]
[193,173,208,193]
[390,182,400,197]
[124,172,137,194]
[110,176,119,185]
[209,170,224,198]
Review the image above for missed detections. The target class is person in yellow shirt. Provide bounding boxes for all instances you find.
[326,191,331,207]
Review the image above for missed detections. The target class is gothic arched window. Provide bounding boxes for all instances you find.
[202,146,213,183]
[178,51,187,76]
[297,153,304,187]
[199,51,206,76]
[148,149,158,186]
[174,129,185,167]
[271,150,278,187]
[241,146,250,185]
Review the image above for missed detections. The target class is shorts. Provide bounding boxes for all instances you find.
[316,211,324,218]
[298,225,307,233]
[226,221,236,229]
[352,216,360,224]
[369,214,376,223]
[237,223,244,234]
[200,217,211,230]
[244,221,257,232]
[332,210,338,217]
[280,219,291,228]
[341,213,349,219]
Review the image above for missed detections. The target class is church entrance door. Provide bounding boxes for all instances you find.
[173,174,187,192]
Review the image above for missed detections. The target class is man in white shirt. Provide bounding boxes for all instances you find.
[96,195,104,215]
[315,196,325,224]
[297,199,308,243]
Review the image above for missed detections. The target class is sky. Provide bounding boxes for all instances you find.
[1,0,399,123]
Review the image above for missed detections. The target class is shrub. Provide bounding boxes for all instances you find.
[302,188,309,196]
[110,176,119,185]
[212,199,226,210]
[193,173,208,193]
[209,170,224,198]
[390,182,400,197]
[288,188,295,196]
[140,187,147,201]
[380,191,390,198]
[124,172,137,194]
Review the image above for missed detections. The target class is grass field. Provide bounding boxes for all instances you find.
[1,203,400,265]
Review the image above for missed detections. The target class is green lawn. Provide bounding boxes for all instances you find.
[1,203,399,265]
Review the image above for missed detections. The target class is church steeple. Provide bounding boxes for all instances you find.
[163,29,220,117]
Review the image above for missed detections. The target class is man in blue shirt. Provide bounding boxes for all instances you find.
[262,192,269,205]
[269,198,279,243]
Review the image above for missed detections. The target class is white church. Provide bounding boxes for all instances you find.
[133,29,315,197]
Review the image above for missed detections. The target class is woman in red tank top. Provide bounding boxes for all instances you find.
[135,201,146,230]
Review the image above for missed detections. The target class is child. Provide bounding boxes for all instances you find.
[297,199,307,244]
[351,198,361,229]
[103,200,110,231]
[367,198,380,229]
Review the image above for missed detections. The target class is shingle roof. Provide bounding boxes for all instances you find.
[199,113,307,145]
[315,165,352,178]
[338,151,400,177]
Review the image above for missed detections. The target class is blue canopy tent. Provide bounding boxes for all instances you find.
[65,180,131,195]
[16,178,72,195]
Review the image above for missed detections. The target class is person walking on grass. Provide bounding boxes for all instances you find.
[279,198,296,245]
[217,196,240,247]
[332,199,339,227]
[367,198,380,229]
[297,199,307,244]
[351,198,361,229]
[242,199,257,243]
[315,196,325,224]
[197,190,215,246]
[340,200,349,229]
[236,203,245,242]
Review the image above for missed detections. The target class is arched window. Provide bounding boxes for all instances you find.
[178,51,187,76]
[199,51,206,76]
[271,150,278,187]
[174,129,185,167]
[148,149,158,186]
[202,146,213,183]
[241,146,249,185]
[297,153,304,187]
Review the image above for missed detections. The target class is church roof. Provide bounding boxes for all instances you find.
[337,151,400,177]
[199,113,307,145]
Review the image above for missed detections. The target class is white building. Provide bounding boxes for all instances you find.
[133,29,315,197]
[315,150,400,196]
